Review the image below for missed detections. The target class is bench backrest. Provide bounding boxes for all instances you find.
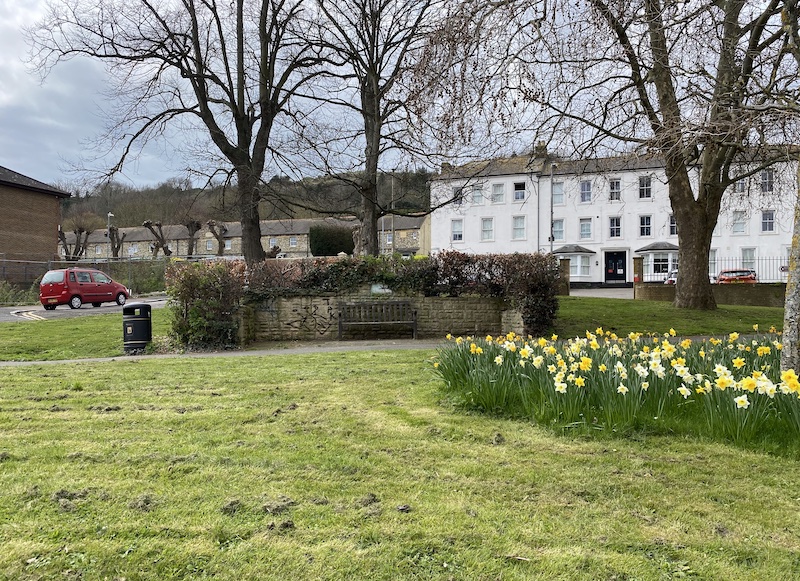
[339,301,415,321]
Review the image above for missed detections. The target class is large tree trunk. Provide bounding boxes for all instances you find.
[782,158,800,372]
[237,168,266,263]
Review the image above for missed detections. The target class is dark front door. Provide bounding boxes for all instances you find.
[605,252,626,283]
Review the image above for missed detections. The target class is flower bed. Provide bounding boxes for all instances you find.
[433,326,800,444]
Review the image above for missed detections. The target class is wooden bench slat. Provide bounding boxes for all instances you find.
[338,300,417,340]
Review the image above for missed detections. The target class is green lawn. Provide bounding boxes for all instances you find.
[2,352,799,580]
[0,297,786,362]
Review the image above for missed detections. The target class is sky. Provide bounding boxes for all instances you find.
[0,1,178,189]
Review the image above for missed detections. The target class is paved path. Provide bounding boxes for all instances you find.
[0,338,445,367]
[569,287,634,299]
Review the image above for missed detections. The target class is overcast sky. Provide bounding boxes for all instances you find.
[0,1,177,189]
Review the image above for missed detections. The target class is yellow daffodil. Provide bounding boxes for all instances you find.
[599,364,607,372]
[669,328,676,337]
[680,339,692,349]
[678,385,691,399]
[519,346,532,359]
[753,324,759,332]
[494,355,503,365]
[574,376,586,387]
[732,357,746,369]
[739,377,757,392]
[551,334,558,341]
[757,346,771,357]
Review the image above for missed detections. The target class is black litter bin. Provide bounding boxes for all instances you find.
[123,303,152,353]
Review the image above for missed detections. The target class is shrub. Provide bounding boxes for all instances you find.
[0,281,39,306]
[166,260,245,347]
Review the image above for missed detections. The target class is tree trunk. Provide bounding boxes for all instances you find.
[237,168,266,263]
[782,157,800,372]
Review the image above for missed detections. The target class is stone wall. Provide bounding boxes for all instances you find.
[237,288,516,343]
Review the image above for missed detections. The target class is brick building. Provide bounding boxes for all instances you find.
[0,166,70,262]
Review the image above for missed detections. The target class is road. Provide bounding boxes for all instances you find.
[0,296,169,323]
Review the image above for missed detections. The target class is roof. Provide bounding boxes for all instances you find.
[635,242,679,252]
[66,216,367,244]
[434,152,669,181]
[377,214,427,230]
[0,166,70,198]
[553,245,596,254]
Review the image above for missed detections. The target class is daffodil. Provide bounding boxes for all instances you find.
[729,332,739,342]
[734,394,750,409]
[641,381,649,391]
[617,384,628,395]
[678,385,691,399]
[757,346,771,357]
[574,376,586,387]
[494,355,503,365]
[732,357,745,369]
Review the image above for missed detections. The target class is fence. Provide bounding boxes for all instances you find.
[0,259,50,287]
[1,257,169,294]
[642,256,789,284]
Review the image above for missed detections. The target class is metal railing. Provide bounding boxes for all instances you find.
[642,256,789,284]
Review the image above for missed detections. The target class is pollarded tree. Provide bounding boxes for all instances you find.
[27,0,325,263]
[420,0,799,309]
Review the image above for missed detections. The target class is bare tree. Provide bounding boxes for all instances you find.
[58,212,105,260]
[421,0,799,309]
[302,0,440,256]
[206,220,229,256]
[27,0,325,263]
[781,0,800,371]
[108,225,126,258]
[142,220,173,257]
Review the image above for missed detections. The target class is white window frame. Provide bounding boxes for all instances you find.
[206,240,214,251]
[639,215,652,237]
[761,169,774,193]
[512,215,526,240]
[609,216,621,238]
[452,186,463,205]
[669,214,677,236]
[735,179,746,193]
[225,240,232,250]
[552,219,565,241]
[95,245,102,255]
[491,183,505,204]
[732,210,747,234]
[289,236,298,248]
[639,176,652,199]
[609,179,621,201]
[762,210,775,232]
[742,247,756,270]
[451,219,463,242]
[481,217,494,241]
[269,237,277,248]
[552,181,564,205]
[580,180,592,203]
[652,252,670,275]
[471,185,484,205]
[568,255,591,277]
[513,182,526,202]
[709,249,717,278]
[128,244,138,256]
[579,217,592,240]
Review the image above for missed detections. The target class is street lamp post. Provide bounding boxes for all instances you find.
[107,212,114,259]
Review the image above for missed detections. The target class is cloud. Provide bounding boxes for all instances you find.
[0,0,180,188]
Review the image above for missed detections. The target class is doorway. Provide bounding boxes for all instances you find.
[604,251,627,283]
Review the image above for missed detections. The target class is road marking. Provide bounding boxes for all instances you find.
[11,311,46,321]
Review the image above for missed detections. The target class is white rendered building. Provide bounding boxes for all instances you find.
[430,152,798,284]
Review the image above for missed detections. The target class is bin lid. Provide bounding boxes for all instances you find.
[123,303,152,315]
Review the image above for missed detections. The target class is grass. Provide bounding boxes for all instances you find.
[554,296,785,338]
[2,352,800,579]
[0,297,786,362]
[0,309,172,361]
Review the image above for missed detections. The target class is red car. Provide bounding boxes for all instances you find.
[716,268,758,284]
[39,268,130,310]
